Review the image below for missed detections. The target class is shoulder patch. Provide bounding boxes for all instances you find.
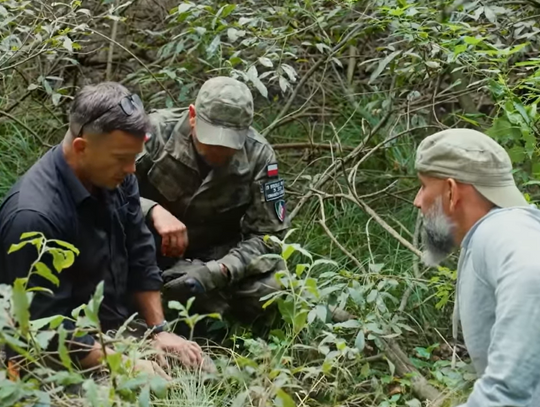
[263,178,285,202]
[267,163,278,177]
[275,199,286,223]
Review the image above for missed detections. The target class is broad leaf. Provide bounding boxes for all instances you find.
[12,278,30,336]
[369,50,401,84]
[259,57,273,68]
[275,389,296,407]
[354,330,366,352]
[57,326,73,370]
[34,262,59,286]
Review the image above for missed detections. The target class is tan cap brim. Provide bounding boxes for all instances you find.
[474,184,528,208]
[195,115,246,150]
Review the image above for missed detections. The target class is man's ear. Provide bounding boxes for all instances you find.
[72,137,87,155]
[188,104,196,128]
[447,178,459,213]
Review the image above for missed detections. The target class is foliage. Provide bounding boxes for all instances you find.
[2,0,540,405]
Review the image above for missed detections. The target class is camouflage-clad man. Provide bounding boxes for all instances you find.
[135,77,290,322]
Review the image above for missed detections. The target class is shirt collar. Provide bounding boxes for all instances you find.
[53,144,92,206]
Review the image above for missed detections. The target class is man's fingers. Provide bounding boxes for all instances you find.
[153,362,172,381]
[161,234,170,255]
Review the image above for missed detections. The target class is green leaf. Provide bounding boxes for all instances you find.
[277,298,295,324]
[26,287,53,295]
[367,289,378,303]
[49,248,75,272]
[354,330,365,352]
[335,319,361,329]
[57,326,73,370]
[85,281,104,328]
[206,35,221,56]
[304,278,319,298]
[20,231,43,240]
[369,50,401,84]
[514,102,530,124]
[386,357,396,376]
[227,28,245,42]
[259,57,273,68]
[293,309,308,333]
[34,262,59,286]
[8,238,39,254]
[360,362,370,377]
[139,385,150,407]
[508,145,526,163]
[282,244,296,260]
[106,352,123,374]
[315,304,327,322]
[50,239,80,255]
[12,278,30,336]
[149,376,168,398]
[31,315,64,331]
[463,36,483,46]
[177,3,194,14]
[275,389,296,407]
[83,379,99,406]
[453,44,467,55]
[232,391,249,407]
[35,330,55,349]
[62,36,73,53]
[295,263,308,277]
[222,4,236,18]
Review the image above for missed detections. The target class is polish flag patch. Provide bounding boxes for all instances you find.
[267,163,278,177]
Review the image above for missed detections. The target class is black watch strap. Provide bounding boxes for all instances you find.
[149,320,168,335]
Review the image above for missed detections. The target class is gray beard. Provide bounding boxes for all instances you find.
[420,197,456,267]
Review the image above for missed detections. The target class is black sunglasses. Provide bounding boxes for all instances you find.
[76,93,144,138]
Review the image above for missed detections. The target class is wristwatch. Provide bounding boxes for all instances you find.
[148,320,169,335]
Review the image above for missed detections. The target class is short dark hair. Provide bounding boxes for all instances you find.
[69,82,148,138]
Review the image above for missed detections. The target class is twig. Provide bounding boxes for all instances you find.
[328,306,444,403]
[62,23,176,103]
[106,0,120,81]
[399,211,423,312]
[0,110,52,148]
[348,125,442,189]
[272,142,354,151]
[290,110,392,220]
[262,23,365,137]
[351,193,422,257]
[0,49,47,72]
[317,195,366,272]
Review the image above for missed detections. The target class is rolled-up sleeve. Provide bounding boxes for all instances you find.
[1,210,95,362]
[122,174,163,291]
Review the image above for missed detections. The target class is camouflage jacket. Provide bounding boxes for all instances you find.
[135,108,290,280]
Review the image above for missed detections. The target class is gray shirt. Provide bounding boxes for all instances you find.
[456,205,540,406]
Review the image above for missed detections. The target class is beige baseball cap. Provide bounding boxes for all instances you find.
[415,128,528,208]
[194,76,254,150]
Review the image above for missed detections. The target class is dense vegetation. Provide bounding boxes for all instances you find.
[1,0,539,405]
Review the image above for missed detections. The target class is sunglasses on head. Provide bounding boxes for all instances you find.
[76,93,144,138]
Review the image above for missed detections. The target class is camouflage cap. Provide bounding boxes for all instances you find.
[194,76,254,149]
[415,128,528,208]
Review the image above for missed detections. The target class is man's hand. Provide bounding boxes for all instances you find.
[132,358,172,381]
[150,205,188,257]
[153,332,207,369]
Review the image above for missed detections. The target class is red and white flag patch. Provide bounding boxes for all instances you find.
[267,163,278,177]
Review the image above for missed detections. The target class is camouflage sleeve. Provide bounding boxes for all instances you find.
[136,108,186,217]
[219,146,290,280]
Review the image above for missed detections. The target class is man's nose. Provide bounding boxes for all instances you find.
[124,160,136,174]
[413,189,422,209]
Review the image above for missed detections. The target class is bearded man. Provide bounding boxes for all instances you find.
[413,128,540,407]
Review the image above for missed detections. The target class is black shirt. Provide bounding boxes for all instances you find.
[0,145,162,361]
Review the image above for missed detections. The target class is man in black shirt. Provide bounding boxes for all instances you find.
[0,82,203,376]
